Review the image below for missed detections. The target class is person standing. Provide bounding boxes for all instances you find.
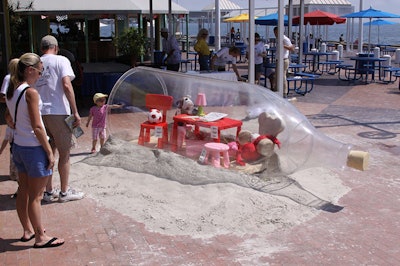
[273,27,295,95]
[58,48,84,108]
[35,35,84,203]
[6,52,64,248]
[194,28,211,71]
[210,46,245,81]
[161,28,181,72]
[236,28,241,41]
[1,58,19,102]
[1,59,19,197]
[0,124,18,182]
[86,93,122,153]
[246,32,272,85]
[339,34,344,43]
[230,27,235,44]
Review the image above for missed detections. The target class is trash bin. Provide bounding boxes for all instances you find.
[395,49,400,64]
[320,43,327,53]
[381,54,391,77]
[330,50,339,61]
[373,47,380,58]
[337,44,343,58]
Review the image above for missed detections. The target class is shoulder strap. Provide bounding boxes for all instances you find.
[14,86,30,125]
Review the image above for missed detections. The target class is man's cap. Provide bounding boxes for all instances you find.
[93,93,108,103]
[160,28,169,33]
[41,35,58,47]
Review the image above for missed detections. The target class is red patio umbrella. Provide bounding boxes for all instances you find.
[293,10,346,25]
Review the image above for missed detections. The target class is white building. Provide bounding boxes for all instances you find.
[287,0,354,16]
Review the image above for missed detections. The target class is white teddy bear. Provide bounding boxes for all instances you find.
[176,96,198,115]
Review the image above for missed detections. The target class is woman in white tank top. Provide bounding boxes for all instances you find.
[5,53,64,248]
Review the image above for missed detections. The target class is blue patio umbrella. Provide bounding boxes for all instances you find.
[363,19,397,44]
[343,7,400,51]
[255,12,291,26]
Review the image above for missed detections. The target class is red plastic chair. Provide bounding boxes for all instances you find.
[138,94,173,148]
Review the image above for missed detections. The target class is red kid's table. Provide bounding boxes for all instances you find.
[170,114,242,152]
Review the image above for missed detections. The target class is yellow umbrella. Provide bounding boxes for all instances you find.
[224,13,256,22]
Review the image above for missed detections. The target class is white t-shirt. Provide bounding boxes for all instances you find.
[214,47,237,67]
[35,53,75,115]
[283,35,292,59]
[0,74,10,95]
[6,84,45,147]
[246,42,265,65]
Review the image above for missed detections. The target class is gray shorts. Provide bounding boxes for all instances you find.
[255,63,263,74]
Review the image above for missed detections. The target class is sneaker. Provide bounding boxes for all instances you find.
[43,188,60,202]
[58,188,84,203]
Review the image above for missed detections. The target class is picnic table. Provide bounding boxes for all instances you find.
[349,56,387,82]
[287,72,320,96]
[303,51,335,73]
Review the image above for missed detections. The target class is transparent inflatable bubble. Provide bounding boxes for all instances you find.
[107,67,366,174]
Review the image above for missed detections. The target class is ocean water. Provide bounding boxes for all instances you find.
[187,22,400,45]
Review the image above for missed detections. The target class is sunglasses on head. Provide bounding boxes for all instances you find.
[30,65,43,75]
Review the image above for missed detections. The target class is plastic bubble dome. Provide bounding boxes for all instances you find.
[107,67,367,175]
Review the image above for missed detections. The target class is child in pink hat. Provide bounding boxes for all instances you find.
[86,93,122,153]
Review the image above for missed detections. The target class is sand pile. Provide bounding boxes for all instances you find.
[65,137,349,238]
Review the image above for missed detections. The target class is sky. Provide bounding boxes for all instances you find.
[175,0,400,18]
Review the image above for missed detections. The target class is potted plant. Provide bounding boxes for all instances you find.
[115,27,148,67]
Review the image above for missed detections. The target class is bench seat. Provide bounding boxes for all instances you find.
[318,60,343,74]
[287,73,319,96]
[382,66,400,83]
[394,72,400,89]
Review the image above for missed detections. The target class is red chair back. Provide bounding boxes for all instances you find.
[145,94,173,123]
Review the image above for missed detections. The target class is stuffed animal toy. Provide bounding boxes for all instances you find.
[258,112,285,137]
[235,112,284,166]
[235,130,260,165]
[176,96,198,115]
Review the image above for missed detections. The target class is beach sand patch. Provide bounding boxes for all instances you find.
[67,137,349,239]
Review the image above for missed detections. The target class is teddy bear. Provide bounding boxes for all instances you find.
[176,95,198,115]
[234,112,285,173]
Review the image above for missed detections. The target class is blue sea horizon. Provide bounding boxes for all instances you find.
[57,20,400,47]
[188,23,400,46]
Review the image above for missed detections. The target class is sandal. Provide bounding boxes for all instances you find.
[20,234,35,242]
[33,237,64,249]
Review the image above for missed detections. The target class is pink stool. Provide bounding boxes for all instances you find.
[203,143,230,168]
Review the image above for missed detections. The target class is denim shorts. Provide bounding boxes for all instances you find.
[12,144,52,178]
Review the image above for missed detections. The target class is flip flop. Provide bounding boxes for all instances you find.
[33,237,64,249]
[20,234,35,242]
